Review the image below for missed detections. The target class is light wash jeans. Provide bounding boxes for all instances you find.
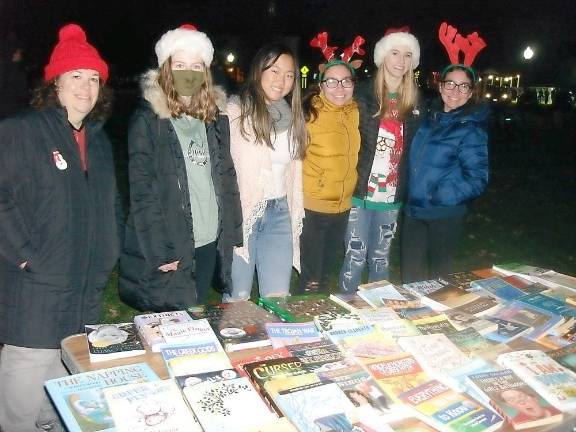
[338,207,399,293]
[224,196,293,301]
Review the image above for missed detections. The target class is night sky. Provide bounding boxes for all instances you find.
[1,0,575,87]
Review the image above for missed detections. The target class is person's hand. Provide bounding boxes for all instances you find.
[19,261,27,270]
[158,261,179,272]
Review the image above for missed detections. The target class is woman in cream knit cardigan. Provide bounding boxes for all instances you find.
[224,43,307,301]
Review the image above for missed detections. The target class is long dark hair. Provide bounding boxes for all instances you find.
[238,42,307,159]
[31,78,112,122]
[440,64,480,104]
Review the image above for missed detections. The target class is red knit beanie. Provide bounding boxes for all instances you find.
[44,23,109,83]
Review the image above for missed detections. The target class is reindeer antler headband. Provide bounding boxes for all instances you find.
[438,22,486,81]
[310,32,365,79]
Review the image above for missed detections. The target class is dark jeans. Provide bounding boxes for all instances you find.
[299,209,350,294]
[195,241,217,304]
[401,214,465,284]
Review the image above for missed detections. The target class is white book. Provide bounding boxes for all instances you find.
[103,379,201,432]
[158,318,219,346]
[133,311,193,352]
[183,376,277,431]
[497,350,576,412]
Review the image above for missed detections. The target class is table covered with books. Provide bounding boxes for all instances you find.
[54,265,576,432]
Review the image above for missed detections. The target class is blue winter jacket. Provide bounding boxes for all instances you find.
[404,100,490,220]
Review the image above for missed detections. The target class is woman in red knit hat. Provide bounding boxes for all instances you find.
[0,24,121,431]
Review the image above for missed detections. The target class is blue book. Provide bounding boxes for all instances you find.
[44,363,159,432]
[516,293,576,318]
[470,277,526,301]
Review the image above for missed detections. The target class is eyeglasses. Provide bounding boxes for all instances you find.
[321,77,355,88]
[441,80,473,94]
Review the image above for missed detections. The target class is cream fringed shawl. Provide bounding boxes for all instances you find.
[227,100,303,271]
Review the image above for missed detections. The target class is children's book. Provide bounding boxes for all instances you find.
[44,363,159,432]
[327,324,403,363]
[469,277,526,302]
[160,341,231,377]
[257,294,348,323]
[363,353,430,404]
[189,301,281,351]
[133,310,193,352]
[497,349,576,411]
[466,369,563,430]
[264,321,322,348]
[85,323,145,363]
[399,380,503,432]
[182,376,277,432]
[547,342,576,372]
[329,292,374,312]
[103,379,200,432]
[157,318,220,346]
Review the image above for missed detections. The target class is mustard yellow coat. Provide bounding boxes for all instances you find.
[303,93,360,213]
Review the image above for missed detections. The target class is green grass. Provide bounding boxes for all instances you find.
[101,105,576,323]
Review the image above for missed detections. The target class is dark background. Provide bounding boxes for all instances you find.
[2,0,576,87]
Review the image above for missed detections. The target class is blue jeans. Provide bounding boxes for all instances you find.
[338,207,399,293]
[225,197,293,301]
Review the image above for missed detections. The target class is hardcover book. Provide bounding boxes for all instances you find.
[160,341,231,377]
[103,379,200,432]
[189,301,281,351]
[133,310,193,352]
[258,294,349,323]
[399,380,503,432]
[44,363,159,432]
[85,323,145,363]
[182,376,277,432]
[264,321,322,348]
[497,349,576,411]
[466,369,563,430]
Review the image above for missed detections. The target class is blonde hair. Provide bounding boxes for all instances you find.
[374,66,417,121]
[157,57,218,122]
[238,43,307,160]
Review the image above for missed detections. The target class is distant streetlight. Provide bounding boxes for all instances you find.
[523,46,534,60]
[226,53,235,63]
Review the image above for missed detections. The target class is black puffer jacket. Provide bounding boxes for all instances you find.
[0,108,122,348]
[353,79,424,202]
[118,70,242,312]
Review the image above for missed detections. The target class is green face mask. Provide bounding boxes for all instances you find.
[172,70,205,96]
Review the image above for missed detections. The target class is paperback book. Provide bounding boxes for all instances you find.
[264,321,322,348]
[44,363,159,432]
[442,310,498,336]
[160,341,231,377]
[157,318,220,346]
[515,292,576,318]
[174,367,240,390]
[133,310,193,352]
[399,380,503,432]
[418,283,480,311]
[329,292,374,312]
[469,277,526,302]
[182,376,277,432]
[497,349,576,411]
[411,314,458,336]
[189,301,281,351]
[327,324,403,362]
[230,346,291,378]
[313,311,364,332]
[450,297,500,317]
[357,282,419,309]
[488,303,564,341]
[446,328,494,356]
[547,342,576,372]
[483,318,533,344]
[466,369,563,430]
[438,271,482,292]
[85,323,145,363]
[103,379,200,432]
[401,279,447,298]
[286,339,349,372]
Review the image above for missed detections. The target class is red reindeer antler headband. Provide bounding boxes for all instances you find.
[310,32,365,78]
[438,22,486,67]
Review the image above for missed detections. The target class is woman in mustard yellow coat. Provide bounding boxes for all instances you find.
[299,54,360,294]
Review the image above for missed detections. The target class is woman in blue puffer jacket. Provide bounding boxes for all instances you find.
[401,64,489,283]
